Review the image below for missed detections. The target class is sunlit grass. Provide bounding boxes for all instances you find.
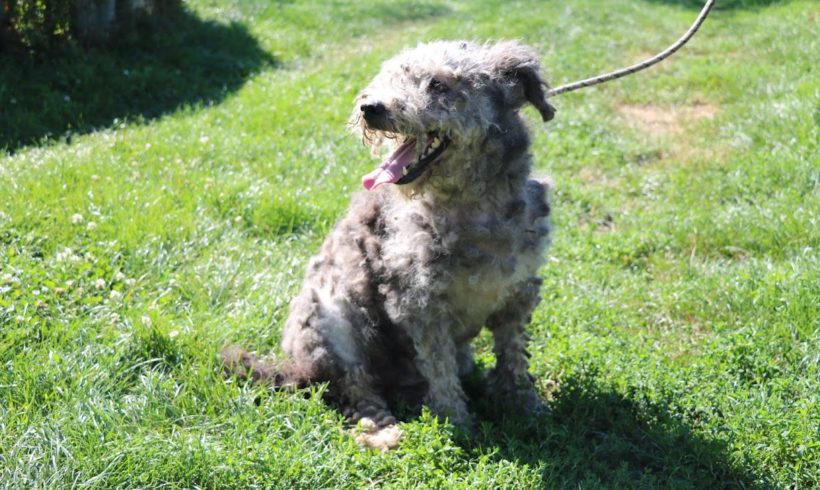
[1,0,817,487]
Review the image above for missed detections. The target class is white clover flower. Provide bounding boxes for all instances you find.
[94,278,106,290]
[168,330,179,339]
[1,273,14,284]
[86,222,97,231]
[109,290,122,300]
[141,315,152,326]
[71,214,84,224]
[114,271,126,282]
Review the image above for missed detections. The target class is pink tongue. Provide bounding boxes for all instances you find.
[362,139,417,190]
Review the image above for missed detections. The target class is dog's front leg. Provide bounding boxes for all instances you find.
[404,317,470,425]
[486,277,545,414]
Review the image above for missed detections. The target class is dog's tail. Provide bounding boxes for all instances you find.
[220,345,303,389]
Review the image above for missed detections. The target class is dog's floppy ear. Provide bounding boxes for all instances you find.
[488,41,556,122]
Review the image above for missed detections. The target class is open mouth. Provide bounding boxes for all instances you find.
[362,132,450,190]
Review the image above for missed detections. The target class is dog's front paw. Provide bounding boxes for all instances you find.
[517,387,550,416]
[424,395,474,428]
[488,371,549,416]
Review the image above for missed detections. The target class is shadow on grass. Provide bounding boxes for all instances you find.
[0,6,276,153]
[642,0,791,10]
[462,368,761,488]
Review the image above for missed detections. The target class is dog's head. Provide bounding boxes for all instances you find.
[351,40,555,196]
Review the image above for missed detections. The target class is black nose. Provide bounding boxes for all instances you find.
[360,102,387,117]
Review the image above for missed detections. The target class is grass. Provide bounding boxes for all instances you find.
[0,0,817,488]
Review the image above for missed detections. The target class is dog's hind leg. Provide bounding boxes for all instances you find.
[486,277,546,414]
[281,311,401,448]
[283,288,399,431]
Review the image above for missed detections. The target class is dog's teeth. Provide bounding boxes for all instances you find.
[431,137,441,148]
[402,166,409,175]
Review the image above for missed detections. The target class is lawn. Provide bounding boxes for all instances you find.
[1,0,817,488]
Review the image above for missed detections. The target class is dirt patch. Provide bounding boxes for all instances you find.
[687,101,720,120]
[617,101,718,136]
[577,165,623,188]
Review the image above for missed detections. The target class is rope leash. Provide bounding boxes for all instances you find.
[547,0,716,98]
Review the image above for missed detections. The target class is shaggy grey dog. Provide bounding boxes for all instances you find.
[223,40,553,447]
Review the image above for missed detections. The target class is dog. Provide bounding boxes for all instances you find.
[223,40,554,449]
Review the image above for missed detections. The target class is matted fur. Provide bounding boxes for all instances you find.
[223,40,553,439]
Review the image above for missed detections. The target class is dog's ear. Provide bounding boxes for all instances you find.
[488,41,556,122]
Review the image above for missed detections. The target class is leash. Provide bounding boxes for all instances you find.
[546,0,716,97]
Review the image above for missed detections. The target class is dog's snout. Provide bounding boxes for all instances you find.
[360,101,391,130]
[360,102,387,117]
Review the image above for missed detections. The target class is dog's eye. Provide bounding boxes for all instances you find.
[428,78,449,94]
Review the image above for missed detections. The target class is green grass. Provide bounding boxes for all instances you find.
[1,0,817,488]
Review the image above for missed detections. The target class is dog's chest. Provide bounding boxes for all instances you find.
[381,203,544,326]
[445,218,543,328]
